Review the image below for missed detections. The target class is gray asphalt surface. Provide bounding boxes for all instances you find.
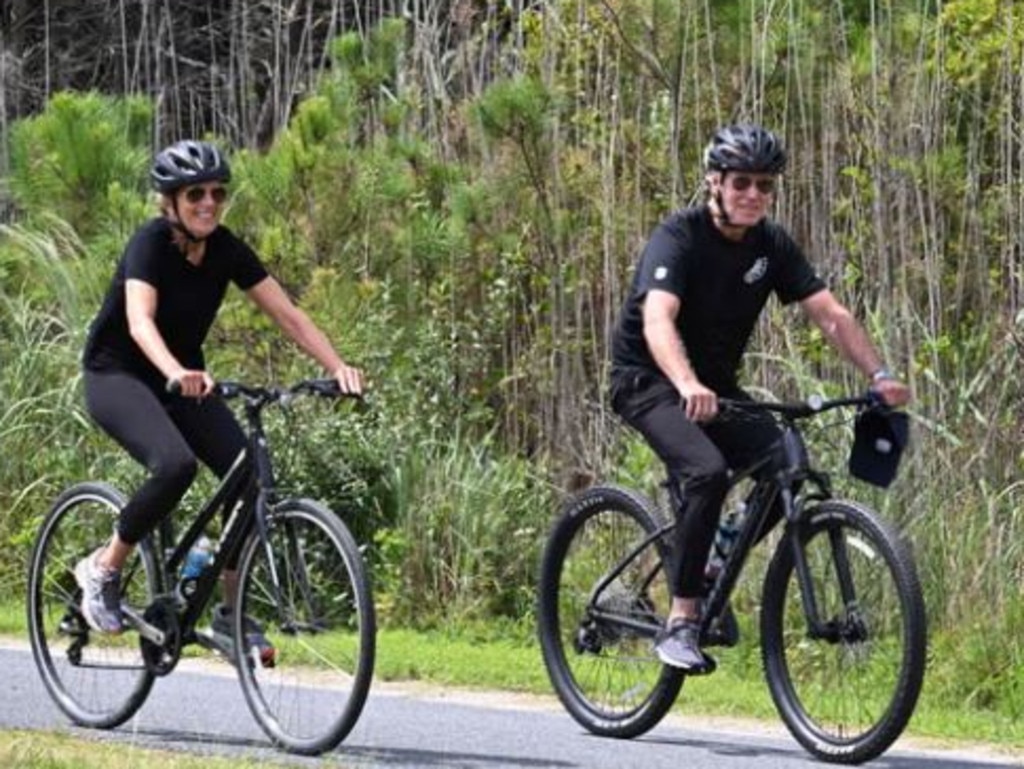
[3,643,1021,769]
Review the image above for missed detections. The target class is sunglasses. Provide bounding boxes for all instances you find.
[183,186,229,204]
[728,175,776,195]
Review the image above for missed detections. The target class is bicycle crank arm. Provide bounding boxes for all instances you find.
[120,605,167,646]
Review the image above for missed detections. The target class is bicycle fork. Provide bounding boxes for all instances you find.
[251,488,322,634]
[788,513,864,644]
[255,510,319,635]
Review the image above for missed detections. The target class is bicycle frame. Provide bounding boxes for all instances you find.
[120,386,283,648]
[591,394,874,644]
[701,417,833,642]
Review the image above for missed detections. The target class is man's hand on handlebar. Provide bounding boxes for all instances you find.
[677,379,718,423]
[871,377,910,409]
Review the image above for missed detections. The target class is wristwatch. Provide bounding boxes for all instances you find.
[870,367,895,383]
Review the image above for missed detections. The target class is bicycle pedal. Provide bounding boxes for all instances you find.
[702,625,737,648]
[701,603,741,648]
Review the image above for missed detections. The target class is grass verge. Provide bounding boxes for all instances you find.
[0,730,270,769]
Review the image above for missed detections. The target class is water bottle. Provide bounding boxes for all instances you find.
[181,536,214,580]
[706,502,745,579]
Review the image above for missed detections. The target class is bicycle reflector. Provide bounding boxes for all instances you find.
[848,409,910,488]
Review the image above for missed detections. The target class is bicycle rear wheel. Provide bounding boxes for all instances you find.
[537,485,683,738]
[761,500,926,764]
[27,482,158,728]
[235,498,375,755]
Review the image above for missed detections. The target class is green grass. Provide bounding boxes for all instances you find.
[0,730,277,769]
[374,626,551,691]
[373,621,1024,751]
[374,622,1024,754]
[1,601,25,634]
[4,602,1023,755]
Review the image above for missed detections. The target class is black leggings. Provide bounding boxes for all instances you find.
[612,372,783,598]
[84,368,246,545]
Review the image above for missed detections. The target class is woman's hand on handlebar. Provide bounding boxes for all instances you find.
[168,369,215,399]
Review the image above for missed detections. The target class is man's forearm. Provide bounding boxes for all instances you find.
[820,309,885,379]
[645,317,700,391]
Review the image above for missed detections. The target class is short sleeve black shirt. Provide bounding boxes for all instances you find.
[83,218,269,390]
[611,205,825,392]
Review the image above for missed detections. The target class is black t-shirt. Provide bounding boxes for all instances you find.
[83,217,269,390]
[611,205,825,392]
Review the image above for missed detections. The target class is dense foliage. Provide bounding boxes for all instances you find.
[1,0,1022,728]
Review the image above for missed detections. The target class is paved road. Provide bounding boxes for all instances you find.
[4,643,1021,768]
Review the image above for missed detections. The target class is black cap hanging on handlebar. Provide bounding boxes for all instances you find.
[848,408,910,488]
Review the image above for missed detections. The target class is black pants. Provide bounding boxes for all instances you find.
[611,370,783,598]
[84,368,246,545]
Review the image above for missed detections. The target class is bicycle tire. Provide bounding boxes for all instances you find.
[760,500,927,764]
[537,484,684,738]
[234,498,375,755]
[27,482,158,728]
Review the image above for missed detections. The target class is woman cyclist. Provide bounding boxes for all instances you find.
[75,139,363,663]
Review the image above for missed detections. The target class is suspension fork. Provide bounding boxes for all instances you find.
[785,486,857,641]
[779,468,828,634]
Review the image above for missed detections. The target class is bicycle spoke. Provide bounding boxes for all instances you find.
[236,500,374,754]
[538,486,684,738]
[28,484,157,728]
[762,501,926,763]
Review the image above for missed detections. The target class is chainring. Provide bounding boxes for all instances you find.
[139,596,183,676]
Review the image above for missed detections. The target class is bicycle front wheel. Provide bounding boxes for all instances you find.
[537,485,683,738]
[27,482,158,728]
[235,498,375,755]
[761,500,926,764]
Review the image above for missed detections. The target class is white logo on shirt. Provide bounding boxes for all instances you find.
[744,256,768,284]
[654,266,669,281]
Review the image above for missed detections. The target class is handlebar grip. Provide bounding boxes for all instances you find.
[293,378,366,400]
[864,388,887,408]
[307,378,342,396]
[168,377,232,398]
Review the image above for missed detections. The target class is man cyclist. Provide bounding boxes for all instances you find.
[76,139,363,664]
[609,124,910,673]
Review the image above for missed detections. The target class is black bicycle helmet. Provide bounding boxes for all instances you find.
[150,139,231,193]
[704,124,787,175]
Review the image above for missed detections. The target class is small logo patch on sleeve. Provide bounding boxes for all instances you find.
[654,266,669,281]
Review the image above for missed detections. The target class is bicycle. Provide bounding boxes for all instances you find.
[537,392,926,765]
[27,378,376,755]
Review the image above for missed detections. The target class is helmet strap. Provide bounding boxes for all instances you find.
[168,196,206,244]
[711,172,732,227]
[713,189,732,226]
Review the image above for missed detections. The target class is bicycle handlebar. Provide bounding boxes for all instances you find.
[167,377,362,406]
[718,391,882,420]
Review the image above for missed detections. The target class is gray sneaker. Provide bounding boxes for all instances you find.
[654,619,716,674]
[73,549,124,634]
